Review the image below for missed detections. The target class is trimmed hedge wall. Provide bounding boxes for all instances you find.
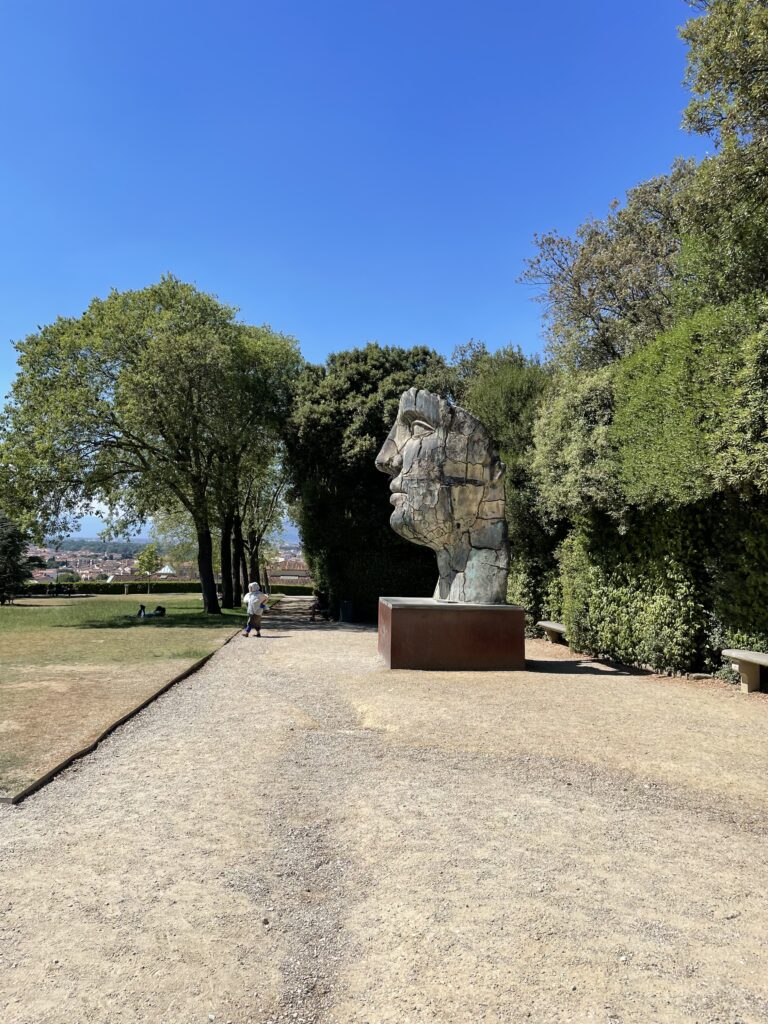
[538,497,768,675]
[525,302,768,674]
[20,581,315,597]
[22,580,202,595]
[550,521,707,673]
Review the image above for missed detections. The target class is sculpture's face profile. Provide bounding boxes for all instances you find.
[375,388,507,558]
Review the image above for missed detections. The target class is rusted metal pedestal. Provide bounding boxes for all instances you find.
[378,597,526,671]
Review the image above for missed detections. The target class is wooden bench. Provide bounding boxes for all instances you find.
[537,620,567,645]
[722,648,768,693]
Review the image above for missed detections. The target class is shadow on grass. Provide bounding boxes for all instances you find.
[65,611,247,631]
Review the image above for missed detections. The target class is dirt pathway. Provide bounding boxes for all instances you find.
[2,618,768,1023]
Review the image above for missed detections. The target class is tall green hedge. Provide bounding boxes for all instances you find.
[612,301,765,505]
[531,299,768,672]
[322,543,437,622]
[548,515,708,672]
[545,499,768,674]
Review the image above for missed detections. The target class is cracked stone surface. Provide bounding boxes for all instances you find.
[375,387,510,603]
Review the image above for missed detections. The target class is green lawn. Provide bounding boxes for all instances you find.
[0,594,246,797]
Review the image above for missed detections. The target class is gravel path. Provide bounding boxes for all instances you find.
[2,612,768,1023]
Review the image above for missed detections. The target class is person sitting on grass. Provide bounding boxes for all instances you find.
[243,583,268,638]
[136,604,167,619]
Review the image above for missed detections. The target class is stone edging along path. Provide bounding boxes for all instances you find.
[0,628,241,808]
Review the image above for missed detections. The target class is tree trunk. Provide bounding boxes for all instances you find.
[220,513,234,608]
[253,538,261,589]
[232,514,245,606]
[247,528,260,587]
[197,525,221,614]
[240,546,249,595]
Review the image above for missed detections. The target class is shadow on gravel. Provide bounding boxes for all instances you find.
[526,656,645,677]
[261,597,376,634]
[261,616,376,634]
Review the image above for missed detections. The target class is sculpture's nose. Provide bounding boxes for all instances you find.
[375,433,401,475]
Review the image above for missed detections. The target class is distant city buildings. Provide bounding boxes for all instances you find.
[267,555,313,588]
[25,540,311,587]
[26,542,143,583]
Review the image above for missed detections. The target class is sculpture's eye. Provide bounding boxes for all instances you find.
[410,420,433,438]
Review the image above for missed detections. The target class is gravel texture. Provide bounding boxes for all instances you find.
[2,605,768,1023]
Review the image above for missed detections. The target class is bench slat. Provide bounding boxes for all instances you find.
[722,648,768,668]
[537,620,566,634]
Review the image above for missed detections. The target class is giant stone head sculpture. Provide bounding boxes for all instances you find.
[375,387,510,604]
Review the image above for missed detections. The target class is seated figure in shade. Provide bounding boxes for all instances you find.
[375,387,510,604]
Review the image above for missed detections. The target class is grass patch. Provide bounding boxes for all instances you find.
[0,595,243,797]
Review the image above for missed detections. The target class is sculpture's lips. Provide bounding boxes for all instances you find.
[389,477,405,504]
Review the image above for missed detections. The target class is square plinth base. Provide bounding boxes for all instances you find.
[378,597,526,671]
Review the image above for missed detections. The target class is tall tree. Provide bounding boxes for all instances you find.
[284,343,447,619]
[0,514,29,598]
[1,277,301,613]
[135,542,163,594]
[458,346,554,619]
[241,456,287,589]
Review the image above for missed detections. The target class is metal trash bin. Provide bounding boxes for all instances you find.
[339,599,354,623]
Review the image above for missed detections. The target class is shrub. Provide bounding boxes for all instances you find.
[557,524,708,673]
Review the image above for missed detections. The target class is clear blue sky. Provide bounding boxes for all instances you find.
[0,0,708,407]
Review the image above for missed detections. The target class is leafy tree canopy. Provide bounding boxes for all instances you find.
[1,276,302,612]
[460,346,549,477]
[676,142,768,309]
[521,161,695,369]
[135,542,163,578]
[681,0,768,145]
[150,508,198,566]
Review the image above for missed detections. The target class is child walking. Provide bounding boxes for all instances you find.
[243,582,268,637]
